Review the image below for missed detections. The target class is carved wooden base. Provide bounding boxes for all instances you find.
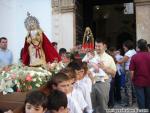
[0,92,26,111]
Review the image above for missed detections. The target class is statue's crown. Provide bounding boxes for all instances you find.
[24,12,40,31]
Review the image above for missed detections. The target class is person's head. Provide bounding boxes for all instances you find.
[0,37,8,50]
[52,42,58,50]
[25,90,48,113]
[47,90,68,113]
[137,39,148,52]
[123,40,134,52]
[59,48,67,56]
[68,61,84,80]
[147,44,150,52]
[87,50,95,59]
[108,47,116,57]
[48,72,70,94]
[95,39,107,54]
[60,67,76,91]
[60,67,76,81]
[115,49,121,55]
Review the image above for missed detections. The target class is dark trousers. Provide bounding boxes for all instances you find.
[134,85,150,112]
[108,78,115,107]
[114,72,121,101]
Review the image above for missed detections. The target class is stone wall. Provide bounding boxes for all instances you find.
[51,0,76,51]
[135,0,150,43]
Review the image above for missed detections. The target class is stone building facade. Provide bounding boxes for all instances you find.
[51,0,150,50]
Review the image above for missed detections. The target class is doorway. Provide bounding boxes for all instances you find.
[76,0,136,49]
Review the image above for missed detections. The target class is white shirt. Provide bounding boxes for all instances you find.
[83,52,107,82]
[83,75,92,93]
[0,49,13,68]
[71,88,87,111]
[67,93,83,113]
[124,49,136,70]
[74,80,93,113]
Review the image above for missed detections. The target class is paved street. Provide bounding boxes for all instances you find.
[106,89,149,113]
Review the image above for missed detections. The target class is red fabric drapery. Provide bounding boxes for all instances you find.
[22,32,61,66]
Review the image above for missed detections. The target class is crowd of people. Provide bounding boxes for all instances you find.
[0,36,150,113]
[0,13,150,113]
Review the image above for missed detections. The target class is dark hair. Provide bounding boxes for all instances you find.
[0,37,7,42]
[60,67,76,79]
[137,39,148,51]
[95,38,107,45]
[147,44,150,48]
[47,90,67,111]
[46,72,70,92]
[25,90,48,109]
[67,61,82,71]
[59,48,67,56]
[108,47,116,52]
[52,42,58,46]
[123,40,134,50]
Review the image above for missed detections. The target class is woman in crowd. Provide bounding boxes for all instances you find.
[117,40,136,107]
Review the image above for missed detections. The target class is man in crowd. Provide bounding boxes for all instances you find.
[91,39,116,113]
[130,39,150,112]
[0,37,13,68]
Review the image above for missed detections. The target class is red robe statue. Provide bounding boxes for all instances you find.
[22,31,61,66]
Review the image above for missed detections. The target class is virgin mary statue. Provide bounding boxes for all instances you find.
[82,27,94,50]
[22,12,61,67]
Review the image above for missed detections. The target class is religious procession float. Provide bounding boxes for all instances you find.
[0,12,93,111]
[0,12,64,110]
[0,62,65,110]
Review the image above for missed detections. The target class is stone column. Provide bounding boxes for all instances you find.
[134,0,150,43]
[51,0,76,51]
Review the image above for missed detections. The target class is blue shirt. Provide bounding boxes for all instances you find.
[0,48,13,68]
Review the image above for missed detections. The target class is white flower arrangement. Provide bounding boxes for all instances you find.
[0,62,64,94]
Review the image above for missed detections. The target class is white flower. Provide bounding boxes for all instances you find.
[32,78,36,82]
[49,72,52,75]
[0,62,64,94]
[35,84,40,87]
[56,66,60,71]
[38,78,42,82]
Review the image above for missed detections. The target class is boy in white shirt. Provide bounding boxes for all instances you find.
[68,61,93,113]
[50,72,83,113]
[61,67,88,112]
